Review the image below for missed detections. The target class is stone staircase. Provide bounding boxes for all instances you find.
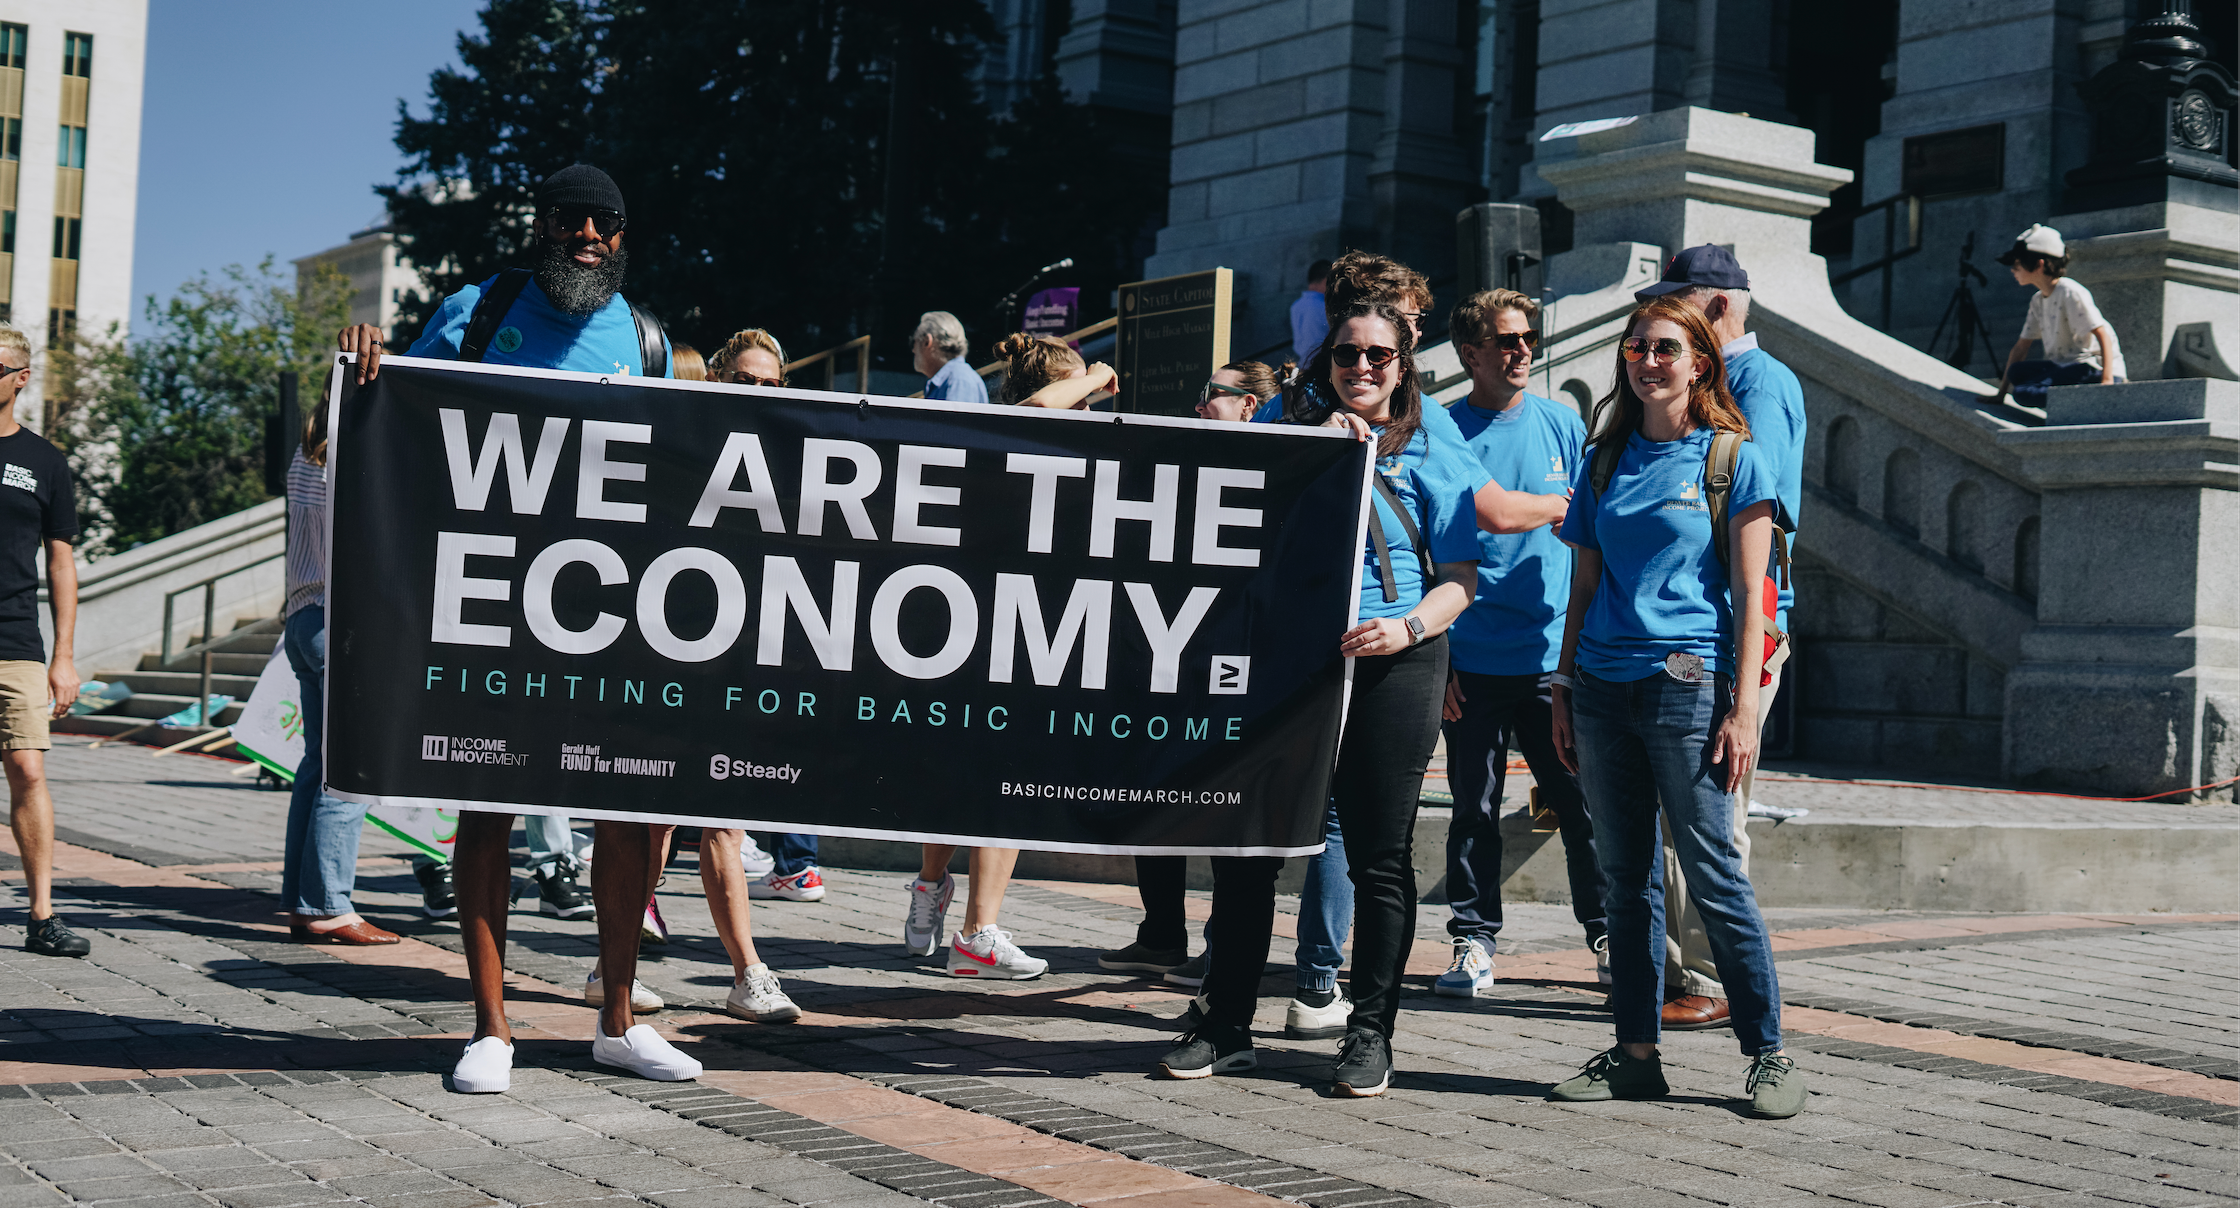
[56,615,280,748]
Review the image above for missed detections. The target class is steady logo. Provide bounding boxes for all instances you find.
[421,735,527,766]
[709,755,803,784]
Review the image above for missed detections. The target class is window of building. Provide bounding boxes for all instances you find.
[2,210,13,255]
[0,24,24,71]
[58,126,86,169]
[62,32,92,78]
[46,308,73,348]
[2,117,18,160]
[52,216,79,261]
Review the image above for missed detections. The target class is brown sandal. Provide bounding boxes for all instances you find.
[290,919,402,945]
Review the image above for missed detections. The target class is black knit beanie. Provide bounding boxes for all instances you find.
[536,164,627,217]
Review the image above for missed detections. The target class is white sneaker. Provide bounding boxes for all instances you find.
[584,973,665,1012]
[1284,988,1353,1040]
[727,962,802,1023]
[1433,937,1496,998]
[451,1036,513,1094]
[592,1021,702,1081]
[1591,934,1612,986]
[738,835,776,877]
[903,873,955,956]
[946,925,1047,980]
[749,867,826,902]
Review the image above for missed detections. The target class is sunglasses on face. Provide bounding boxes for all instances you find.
[547,207,627,238]
[0,363,26,376]
[1331,344,1399,369]
[1199,380,1256,405]
[1620,337,1692,363]
[1478,330,1540,352]
[731,373,784,388]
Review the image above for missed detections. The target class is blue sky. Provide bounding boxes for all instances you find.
[129,0,485,309]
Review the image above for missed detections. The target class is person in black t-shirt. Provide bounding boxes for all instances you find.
[0,328,88,959]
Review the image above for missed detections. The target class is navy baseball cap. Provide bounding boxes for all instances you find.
[1634,245,1750,300]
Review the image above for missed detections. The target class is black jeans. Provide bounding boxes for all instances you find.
[1202,636,1448,1036]
[1441,670,1607,948]
[1133,855,1189,950]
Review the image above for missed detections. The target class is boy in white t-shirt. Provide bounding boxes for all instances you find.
[1993,223,2126,407]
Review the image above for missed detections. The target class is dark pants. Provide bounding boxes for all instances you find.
[1441,670,1607,949]
[2007,359,2102,406]
[1134,855,1188,951]
[764,833,818,876]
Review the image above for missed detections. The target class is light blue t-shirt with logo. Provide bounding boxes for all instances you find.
[924,356,990,404]
[1358,424,1489,621]
[410,275,673,377]
[1447,394,1583,676]
[1723,334,1805,629]
[1558,427,1780,681]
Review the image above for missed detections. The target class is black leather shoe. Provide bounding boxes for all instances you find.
[25,915,90,958]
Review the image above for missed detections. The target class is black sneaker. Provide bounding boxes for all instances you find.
[1331,1028,1392,1097]
[25,915,90,958]
[1158,1022,1256,1079]
[414,860,457,919]
[1097,941,1188,975]
[1550,1046,1669,1102]
[534,864,595,920]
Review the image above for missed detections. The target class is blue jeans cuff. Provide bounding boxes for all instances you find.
[1296,972,1338,993]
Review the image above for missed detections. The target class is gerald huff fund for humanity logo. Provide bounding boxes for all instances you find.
[420,735,528,766]
[559,742,677,777]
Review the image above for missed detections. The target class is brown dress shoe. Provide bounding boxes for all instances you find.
[290,919,402,945]
[1661,994,1731,1030]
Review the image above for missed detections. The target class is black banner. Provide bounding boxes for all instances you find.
[324,358,1371,855]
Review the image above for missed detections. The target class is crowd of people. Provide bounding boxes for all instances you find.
[4,161,1833,1122]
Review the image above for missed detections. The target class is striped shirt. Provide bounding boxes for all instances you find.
[284,448,327,618]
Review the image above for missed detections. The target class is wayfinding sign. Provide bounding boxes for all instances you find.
[1117,269,1234,417]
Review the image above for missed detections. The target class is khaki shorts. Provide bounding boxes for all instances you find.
[0,660,52,751]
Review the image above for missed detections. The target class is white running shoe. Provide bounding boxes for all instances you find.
[583,972,665,1012]
[946,925,1048,980]
[738,835,776,878]
[903,873,955,956]
[451,1036,513,1094]
[726,962,802,1023]
[1284,988,1353,1040]
[592,1021,702,1081]
[1433,937,1497,998]
[749,867,826,902]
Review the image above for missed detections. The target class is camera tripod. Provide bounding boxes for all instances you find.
[1926,231,2000,377]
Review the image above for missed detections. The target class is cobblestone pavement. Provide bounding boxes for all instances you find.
[0,736,2233,1208]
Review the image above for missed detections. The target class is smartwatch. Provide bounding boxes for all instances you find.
[1404,615,1426,646]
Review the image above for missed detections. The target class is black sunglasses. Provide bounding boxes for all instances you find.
[0,362,26,375]
[1477,330,1540,351]
[547,207,626,238]
[1330,344,1399,369]
[1199,380,1256,405]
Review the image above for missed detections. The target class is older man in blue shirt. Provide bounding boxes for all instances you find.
[1634,244,1806,1032]
[912,311,988,404]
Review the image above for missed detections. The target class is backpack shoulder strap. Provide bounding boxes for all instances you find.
[1367,471,1436,600]
[1705,430,1744,568]
[1589,436,1624,496]
[457,269,533,363]
[629,298,667,378]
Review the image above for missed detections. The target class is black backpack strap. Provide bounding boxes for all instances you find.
[1589,436,1624,496]
[629,297,667,378]
[1367,472,1436,604]
[457,269,533,363]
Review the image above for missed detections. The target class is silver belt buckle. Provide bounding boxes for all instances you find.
[1663,651,1706,683]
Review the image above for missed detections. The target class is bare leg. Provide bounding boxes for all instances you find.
[455,811,516,1043]
[698,829,760,978]
[917,844,956,883]
[591,820,652,1038]
[4,750,53,919]
[597,825,678,984]
[963,848,1018,932]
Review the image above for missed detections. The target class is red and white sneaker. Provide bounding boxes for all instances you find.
[946,925,1047,980]
[904,873,955,956]
[749,867,826,902]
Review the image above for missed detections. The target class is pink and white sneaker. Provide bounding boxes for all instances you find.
[903,873,955,956]
[946,925,1047,980]
[749,867,826,902]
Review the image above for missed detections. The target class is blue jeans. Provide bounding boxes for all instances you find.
[1570,669,1782,1055]
[1443,670,1607,950]
[281,606,367,917]
[763,833,819,876]
[2008,359,2110,406]
[1293,802,1351,992]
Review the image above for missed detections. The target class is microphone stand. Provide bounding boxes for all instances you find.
[1000,257,1075,334]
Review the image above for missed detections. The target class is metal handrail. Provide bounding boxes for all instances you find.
[1829,193,1923,331]
[782,334,872,395]
[159,551,285,728]
[906,316,1123,398]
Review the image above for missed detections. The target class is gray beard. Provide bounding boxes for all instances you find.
[535,240,628,317]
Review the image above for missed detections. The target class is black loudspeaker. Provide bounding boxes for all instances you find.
[1456,203,1544,301]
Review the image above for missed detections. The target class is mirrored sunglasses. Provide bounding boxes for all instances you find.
[1620,337,1690,363]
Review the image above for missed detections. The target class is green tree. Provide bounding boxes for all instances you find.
[61,261,351,555]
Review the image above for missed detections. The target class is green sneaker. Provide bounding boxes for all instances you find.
[1747,1052,1806,1118]
[1549,1046,1667,1102]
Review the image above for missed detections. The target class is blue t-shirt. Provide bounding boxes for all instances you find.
[925,356,990,404]
[1558,427,1780,681]
[409,275,673,377]
[1447,394,1584,675]
[1358,425,1489,620]
[1250,388,1468,446]
[1290,291,1330,365]
[1723,336,1805,628]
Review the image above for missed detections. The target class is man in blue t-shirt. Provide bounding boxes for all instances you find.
[339,163,697,1092]
[1634,244,1806,1031]
[1289,260,1331,366]
[1432,290,1607,999]
[912,311,989,404]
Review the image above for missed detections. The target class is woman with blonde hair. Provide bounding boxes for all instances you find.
[992,332,1117,409]
[1546,295,1800,1118]
[711,329,788,387]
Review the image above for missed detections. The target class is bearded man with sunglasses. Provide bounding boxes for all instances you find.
[338,164,695,1095]
[1434,290,1608,1000]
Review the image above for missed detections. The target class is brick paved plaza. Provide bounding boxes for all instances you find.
[2,738,2234,1208]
